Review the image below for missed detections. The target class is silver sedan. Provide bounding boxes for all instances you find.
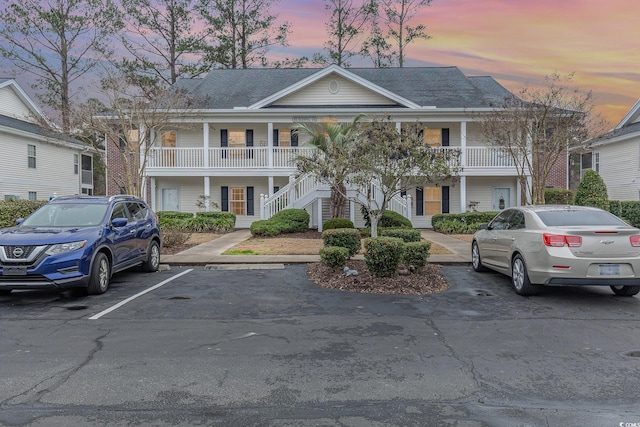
[471,205,640,296]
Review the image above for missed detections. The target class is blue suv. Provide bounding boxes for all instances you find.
[0,195,162,295]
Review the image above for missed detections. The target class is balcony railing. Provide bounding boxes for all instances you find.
[146,146,516,169]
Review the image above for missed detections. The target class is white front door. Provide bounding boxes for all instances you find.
[493,188,510,210]
[162,188,179,211]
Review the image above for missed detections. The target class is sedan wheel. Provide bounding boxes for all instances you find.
[87,253,110,295]
[142,240,160,272]
[610,285,640,297]
[511,254,539,296]
[471,241,488,272]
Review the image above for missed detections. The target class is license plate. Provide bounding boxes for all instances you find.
[598,264,621,276]
[3,266,27,276]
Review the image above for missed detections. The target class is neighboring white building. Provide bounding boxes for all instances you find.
[0,79,96,200]
[580,99,640,201]
[106,65,529,229]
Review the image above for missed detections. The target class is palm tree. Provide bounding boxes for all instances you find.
[293,114,365,218]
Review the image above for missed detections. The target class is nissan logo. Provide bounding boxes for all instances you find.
[12,247,24,257]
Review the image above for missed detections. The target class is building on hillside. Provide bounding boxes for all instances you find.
[0,79,97,200]
[105,65,532,229]
[578,99,640,200]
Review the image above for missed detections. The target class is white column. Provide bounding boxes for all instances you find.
[268,176,274,196]
[460,121,467,169]
[349,200,355,224]
[203,123,210,168]
[204,176,211,212]
[460,176,467,213]
[288,175,296,206]
[139,124,147,199]
[150,178,156,211]
[268,122,274,168]
[317,198,323,232]
[260,194,266,219]
[396,121,401,133]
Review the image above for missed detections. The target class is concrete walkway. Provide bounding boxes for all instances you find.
[160,229,471,266]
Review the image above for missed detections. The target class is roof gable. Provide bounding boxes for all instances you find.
[0,79,48,124]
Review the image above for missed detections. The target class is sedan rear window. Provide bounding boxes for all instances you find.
[536,210,629,227]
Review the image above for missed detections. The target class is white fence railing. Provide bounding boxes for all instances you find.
[147,146,515,170]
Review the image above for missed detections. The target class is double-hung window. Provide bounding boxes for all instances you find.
[28,144,36,168]
[74,154,79,174]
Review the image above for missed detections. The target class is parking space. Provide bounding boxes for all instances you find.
[1,264,639,426]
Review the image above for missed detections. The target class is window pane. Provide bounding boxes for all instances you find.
[161,130,176,147]
[423,186,441,215]
[230,187,245,215]
[279,130,291,147]
[423,129,441,147]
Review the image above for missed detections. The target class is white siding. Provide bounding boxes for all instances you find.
[0,86,35,122]
[597,138,640,200]
[466,177,517,211]
[0,132,80,199]
[273,74,397,106]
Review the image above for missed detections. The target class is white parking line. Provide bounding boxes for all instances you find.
[88,269,193,320]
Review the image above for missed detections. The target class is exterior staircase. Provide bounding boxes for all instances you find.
[259,174,412,231]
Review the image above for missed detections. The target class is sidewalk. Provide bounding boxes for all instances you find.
[160,229,471,266]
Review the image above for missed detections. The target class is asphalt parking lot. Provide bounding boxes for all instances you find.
[1,264,639,427]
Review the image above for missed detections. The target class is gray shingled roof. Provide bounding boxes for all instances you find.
[585,121,640,147]
[0,114,88,148]
[175,67,513,110]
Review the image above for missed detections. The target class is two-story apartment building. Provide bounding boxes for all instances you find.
[0,79,96,200]
[106,65,528,229]
[579,99,640,201]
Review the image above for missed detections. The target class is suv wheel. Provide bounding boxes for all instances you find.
[87,252,110,295]
[142,240,160,272]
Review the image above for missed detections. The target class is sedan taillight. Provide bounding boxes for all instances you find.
[630,235,640,247]
[543,234,582,247]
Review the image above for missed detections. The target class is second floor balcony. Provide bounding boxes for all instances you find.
[145,146,517,173]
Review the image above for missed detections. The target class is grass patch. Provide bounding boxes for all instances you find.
[223,249,259,255]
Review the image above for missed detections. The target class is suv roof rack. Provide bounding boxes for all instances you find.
[108,195,139,202]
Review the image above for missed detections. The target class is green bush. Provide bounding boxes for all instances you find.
[250,220,284,237]
[431,212,498,234]
[364,237,404,277]
[361,207,412,228]
[544,188,574,205]
[322,228,361,258]
[323,218,354,230]
[0,199,49,229]
[157,211,194,220]
[609,201,640,227]
[196,211,236,232]
[574,169,609,211]
[379,228,421,243]
[402,241,431,272]
[158,216,186,229]
[271,208,310,233]
[319,246,349,269]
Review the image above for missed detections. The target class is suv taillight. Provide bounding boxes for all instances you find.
[543,234,582,247]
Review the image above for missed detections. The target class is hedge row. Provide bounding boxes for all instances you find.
[609,201,640,227]
[0,200,49,229]
[158,211,236,233]
[250,208,310,237]
[431,212,499,234]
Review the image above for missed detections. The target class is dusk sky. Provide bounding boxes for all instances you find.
[2,0,637,127]
[274,0,639,127]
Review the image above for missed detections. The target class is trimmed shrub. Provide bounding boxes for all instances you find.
[157,211,194,220]
[402,241,431,272]
[574,169,609,211]
[250,219,284,237]
[271,208,310,233]
[196,211,236,232]
[320,246,349,269]
[322,228,361,258]
[431,212,499,234]
[0,199,48,229]
[380,228,421,243]
[159,216,186,229]
[361,206,412,228]
[609,201,640,227]
[544,188,574,205]
[323,218,354,230]
[364,237,404,277]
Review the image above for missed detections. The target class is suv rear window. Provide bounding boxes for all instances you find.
[536,210,628,227]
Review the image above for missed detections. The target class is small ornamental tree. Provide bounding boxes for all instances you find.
[574,169,609,211]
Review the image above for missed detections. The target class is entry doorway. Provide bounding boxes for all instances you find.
[493,188,510,210]
[162,188,179,211]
